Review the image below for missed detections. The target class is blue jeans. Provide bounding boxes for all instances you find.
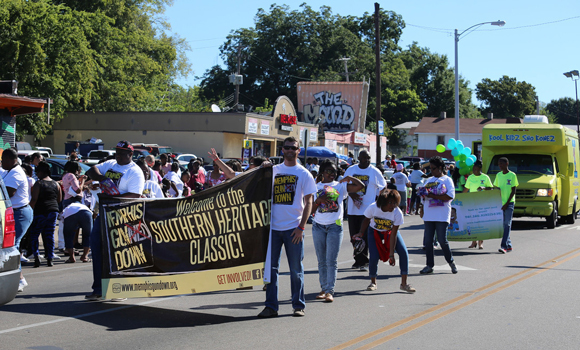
[14,205,33,251]
[312,222,343,294]
[64,210,92,249]
[29,212,58,258]
[265,228,305,311]
[368,228,409,278]
[501,202,514,249]
[423,221,454,267]
[89,215,102,295]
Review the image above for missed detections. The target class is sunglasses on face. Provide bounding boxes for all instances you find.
[283,146,299,151]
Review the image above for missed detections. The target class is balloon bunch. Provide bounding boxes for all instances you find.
[436,138,477,176]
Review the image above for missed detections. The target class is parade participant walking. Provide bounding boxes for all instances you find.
[145,155,163,183]
[419,156,458,274]
[464,160,493,249]
[409,163,424,215]
[353,189,415,293]
[258,137,316,318]
[1,148,33,292]
[343,150,386,271]
[62,161,86,208]
[391,164,411,215]
[85,141,144,301]
[494,157,518,253]
[311,162,364,303]
[28,161,62,267]
[136,159,164,198]
[163,162,184,197]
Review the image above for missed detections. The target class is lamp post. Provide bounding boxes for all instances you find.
[563,70,580,135]
[454,20,505,140]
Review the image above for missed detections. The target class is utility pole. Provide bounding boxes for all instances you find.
[338,57,351,82]
[374,3,381,165]
[234,44,241,111]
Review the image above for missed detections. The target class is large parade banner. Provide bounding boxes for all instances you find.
[447,190,504,241]
[100,168,272,299]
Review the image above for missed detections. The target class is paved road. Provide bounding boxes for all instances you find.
[2,215,580,350]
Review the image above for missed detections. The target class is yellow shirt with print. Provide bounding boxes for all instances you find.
[493,171,519,205]
[465,174,493,193]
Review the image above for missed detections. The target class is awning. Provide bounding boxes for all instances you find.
[0,94,47,116]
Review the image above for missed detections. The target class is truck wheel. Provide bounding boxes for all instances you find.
[564,201,577,225]
[546,202,558,229]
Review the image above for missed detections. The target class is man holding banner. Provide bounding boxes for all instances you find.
[258,137,316,318]
[85,141,145,301]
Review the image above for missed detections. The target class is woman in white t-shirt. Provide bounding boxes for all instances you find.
[353,189,415,293]
[136,159,164,199]
[408,163,424,215]
[311,162,364,302]
[419,156,457,275]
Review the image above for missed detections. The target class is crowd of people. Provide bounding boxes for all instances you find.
[6,139,518,313]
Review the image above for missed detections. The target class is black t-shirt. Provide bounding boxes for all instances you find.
[34,180,60,215]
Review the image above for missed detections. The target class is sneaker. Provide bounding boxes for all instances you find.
[351,263,361,269]
[316,291,326,300]
[110,298,127,302]
[17,278,28,293]
[20,254,29,263]
[498,248,507,254]
[419,266,434,274]
[324,293,334,302]
[359,266,369,272]
[404,213,410,216]
[506,247,513,252]
[449,262,458,274]
[28,253,44,259]
[257,307,278,318]
[293,309,305,317]
[85,293,103,301]
[51,254,62,260]
[400,284,416,293]
[366,283,377,291]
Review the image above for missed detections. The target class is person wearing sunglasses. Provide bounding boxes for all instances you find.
[343,150,387,271]
[311,161,364,302]
[419,156,458,275]
[258,137,317,318]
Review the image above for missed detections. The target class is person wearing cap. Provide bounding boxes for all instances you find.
[391,164,411,216]
[383,155,391,168]
[84,140,145,301]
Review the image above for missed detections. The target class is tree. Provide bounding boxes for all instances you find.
[0,0,190,140]
[546,97,577,125]
[475,76,537,118]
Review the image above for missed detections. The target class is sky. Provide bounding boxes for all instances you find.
[164,0,580,107]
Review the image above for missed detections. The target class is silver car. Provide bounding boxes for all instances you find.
[0,177,18,305]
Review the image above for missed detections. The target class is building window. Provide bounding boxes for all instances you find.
[437,135,445,147]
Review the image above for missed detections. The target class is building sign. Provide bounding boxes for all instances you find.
[261,120,270,135]
[310,129,318,142]
[248,118,258,134]
[280,125,293,132]
[354,132,367,144]
[378,120,384,136]
[280,114,297,125]
[297,82,370,133]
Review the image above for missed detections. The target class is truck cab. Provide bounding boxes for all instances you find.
[482,116,580,228]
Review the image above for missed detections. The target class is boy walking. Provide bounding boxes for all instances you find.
[494,157,518,253]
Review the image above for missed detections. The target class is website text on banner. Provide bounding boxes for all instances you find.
[447,190,503,241]
[100,168,273,299]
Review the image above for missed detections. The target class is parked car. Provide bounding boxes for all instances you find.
[132,149,151,161]
[83,150,116,165]
[0,177,19,305]
[35,146,53,157]
[46,158,91,181]
[398,156,424,164]
[132,143,173,157]
[175,153,197,165]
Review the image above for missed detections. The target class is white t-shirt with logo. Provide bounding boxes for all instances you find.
[409,170,424,184]
[1,165,30,208]
[95,160,144,195]
[343,164,386,215]
[164,171,183,197]
[143,179,164,199]
[391,172,410,192]
[271,163,317,231]
[313,181,348,225]
[421,175,455,223]
[364,203,404,232]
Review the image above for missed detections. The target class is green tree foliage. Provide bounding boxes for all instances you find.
[0,0,190,140]
[546,97,578,125]
[475,76,537,118]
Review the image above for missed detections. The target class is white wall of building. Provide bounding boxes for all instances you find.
[417,133,482,150]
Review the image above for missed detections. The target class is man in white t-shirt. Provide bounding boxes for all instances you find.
[85,140,145,301]
[258,137,316,319]
[343,150,386,271]
[1,148,33,292]
[391,164,411,215]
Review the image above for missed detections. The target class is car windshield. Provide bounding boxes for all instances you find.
[179,155,196,162]
[488,154,555,175]
[159,147,173,154]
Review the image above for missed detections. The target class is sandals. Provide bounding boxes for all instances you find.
[81,258,92,263]
[400,284,416,293]
[64,258,75,263]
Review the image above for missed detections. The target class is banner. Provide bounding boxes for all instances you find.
[100,168,272,299]
[447,190,503,241]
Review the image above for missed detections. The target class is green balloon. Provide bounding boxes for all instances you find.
[454,155,461,161]
[460,154,467,161]
[436,144,446,153]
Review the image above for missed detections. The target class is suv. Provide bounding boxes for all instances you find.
[0,178,18,305]
[84,150,116,165]
[132,143,173,157]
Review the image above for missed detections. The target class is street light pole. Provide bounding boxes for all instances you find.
[563,70,579,135]
[454,20,505,141]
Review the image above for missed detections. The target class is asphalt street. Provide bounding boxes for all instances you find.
[2,214,580,350]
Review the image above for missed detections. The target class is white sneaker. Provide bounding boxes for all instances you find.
[51,254,62,260]
[28,254,44,259]
[18,278,28,293]
[20,254,29,263]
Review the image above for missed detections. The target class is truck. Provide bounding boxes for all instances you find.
[482,115,580,228]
